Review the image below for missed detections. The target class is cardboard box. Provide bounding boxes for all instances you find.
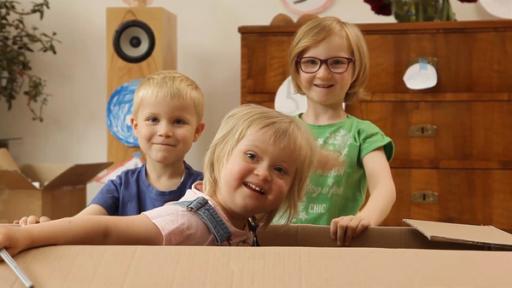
[0,149,111,223]
[261,219,512,250]
[1,220,512,287]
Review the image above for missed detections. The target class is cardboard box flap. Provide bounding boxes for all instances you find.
[260,224,333,247]
[404,219,512,249]
[259,224,425,247]
[20,164,71,184]
[0,171,34,189]
[44,162,112,190]
[0,148,19,171]
[259,224,491,250]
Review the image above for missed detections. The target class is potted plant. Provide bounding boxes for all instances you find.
[0,0,58,122]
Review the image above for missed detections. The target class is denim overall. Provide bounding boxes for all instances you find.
[175,196,260,246]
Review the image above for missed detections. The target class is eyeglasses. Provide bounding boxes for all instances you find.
[297,56,353,74]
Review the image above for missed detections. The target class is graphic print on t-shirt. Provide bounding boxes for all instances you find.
[295,128,353,222]
[287,115,393,225]
[314,128,349,176]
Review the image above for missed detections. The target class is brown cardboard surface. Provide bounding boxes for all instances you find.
[19,163,112,189]
[260,224,502,250]
[0,189,41,222]
[1,245,511,288]
[44,163,112,189]
[0,171,34,190]
[404,219,512,248]
[0,149,19,171]
[1,222,512,287]
[20,164,68,186]
[0,149,111,223]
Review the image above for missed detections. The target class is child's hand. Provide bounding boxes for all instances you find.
[0,226,27,256]
[330,215,370,246]
[14,215,51,226]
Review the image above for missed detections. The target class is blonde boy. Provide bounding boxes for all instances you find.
[17,71,205,224]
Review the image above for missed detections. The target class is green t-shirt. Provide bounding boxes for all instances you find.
[291,114,394,225]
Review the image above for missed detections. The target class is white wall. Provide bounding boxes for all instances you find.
[0,0,497,170]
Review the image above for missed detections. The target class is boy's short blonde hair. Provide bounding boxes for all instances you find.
[288,17,369,103]
[203,104,317,227]
[132,70,204,121]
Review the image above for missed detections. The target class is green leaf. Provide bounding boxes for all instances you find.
[0,0,58,121]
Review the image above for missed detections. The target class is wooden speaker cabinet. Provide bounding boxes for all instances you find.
[106,7,176,163]
[239,19,512,231]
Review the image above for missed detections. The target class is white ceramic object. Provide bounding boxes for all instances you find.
[480,0,512,19]
[274,76,307,115]
[403,61,438,90]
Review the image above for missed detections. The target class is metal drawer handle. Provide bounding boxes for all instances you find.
[411,190,438,204]
[408,124,437,137]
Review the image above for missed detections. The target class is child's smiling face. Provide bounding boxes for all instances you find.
[298,34,354,109]
[215,128,297,229]
[132,97,204,166]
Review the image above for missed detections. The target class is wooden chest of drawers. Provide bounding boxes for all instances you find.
[239,20,512,231]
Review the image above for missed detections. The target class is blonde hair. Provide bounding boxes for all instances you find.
[132,70,204,121]
[288,17,369,103]
[203,104,317,227]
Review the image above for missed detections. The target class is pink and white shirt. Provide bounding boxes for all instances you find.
[143,183,252,246]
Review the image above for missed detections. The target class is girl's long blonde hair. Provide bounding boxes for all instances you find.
[203,104,317,227]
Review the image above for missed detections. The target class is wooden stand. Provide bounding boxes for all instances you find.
[106,7,176,164]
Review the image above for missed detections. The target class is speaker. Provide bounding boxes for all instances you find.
[113,19,155,63]
[106,7,176,164]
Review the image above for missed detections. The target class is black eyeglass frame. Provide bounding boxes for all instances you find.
[296,56,354,74]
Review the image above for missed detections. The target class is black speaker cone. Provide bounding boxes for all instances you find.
[113,20,155,63]
[129,36,142,48]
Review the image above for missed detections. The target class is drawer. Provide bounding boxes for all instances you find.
[240,22,512,105]
[364,26,512,93]
[347,101,512,168]
[240,93,275,109]
[384,168,512,231]
[241,33,292,95]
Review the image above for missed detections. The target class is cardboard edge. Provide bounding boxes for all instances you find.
[0,170,35,190]
[0,148,20,171]
[44,162,112,190]
[259,224,494,249]
[403,219,512,250]
[428,235,512,250]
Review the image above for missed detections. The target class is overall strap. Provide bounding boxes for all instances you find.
[175,197,232,245]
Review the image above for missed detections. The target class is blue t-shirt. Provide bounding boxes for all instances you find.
[90,162,203,215]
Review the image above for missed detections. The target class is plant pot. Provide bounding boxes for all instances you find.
[392,0,455,22]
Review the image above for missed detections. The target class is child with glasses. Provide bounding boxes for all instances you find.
[0,104,317,254]
[15,71,205,225]
[282,16,396,245]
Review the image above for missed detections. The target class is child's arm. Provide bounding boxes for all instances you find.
[1,214,162,256]
[358,148,396,225]
[330,148,396,245]
[14,204,109,226]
